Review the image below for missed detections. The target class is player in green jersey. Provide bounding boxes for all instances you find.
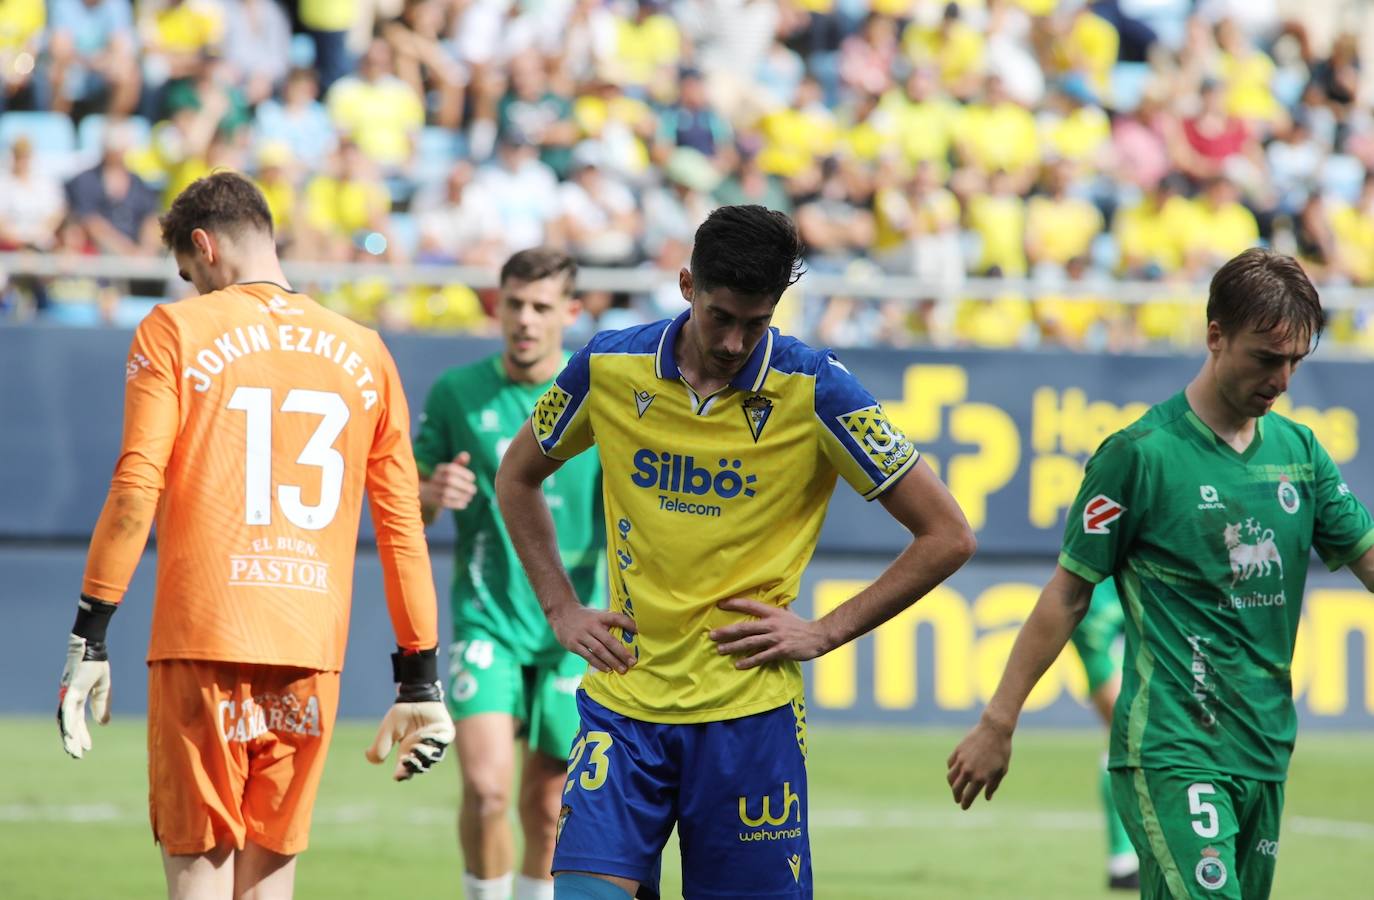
[414,248,605,900]
[948,248,1374,899]
[1071,579,1139,890]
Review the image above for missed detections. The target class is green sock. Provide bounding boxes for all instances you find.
[1100,757,1134,859]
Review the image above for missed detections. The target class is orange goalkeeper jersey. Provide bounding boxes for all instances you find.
[82,283,438,671]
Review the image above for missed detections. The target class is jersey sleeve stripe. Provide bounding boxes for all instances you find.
[860,448,921,501]
[1057,551,1109,584]
[1324,527,1374,571]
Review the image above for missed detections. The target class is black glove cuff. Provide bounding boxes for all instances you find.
[73,595,118,643]
[391,647,441,702]
[82,640,109,663]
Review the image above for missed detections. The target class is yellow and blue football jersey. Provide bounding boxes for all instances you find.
[531,311,920,723]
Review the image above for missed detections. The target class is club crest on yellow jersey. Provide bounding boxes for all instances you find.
[742,394,774,443]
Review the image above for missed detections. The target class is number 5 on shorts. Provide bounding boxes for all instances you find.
[1188,783,1220,838]
[565,730,613,794]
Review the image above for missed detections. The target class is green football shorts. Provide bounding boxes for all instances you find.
[1111,767,1284,899]
[446,633,586,759]
[1070,580,1126,694]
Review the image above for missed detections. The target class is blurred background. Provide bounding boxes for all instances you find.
[1,0,1374,351]
[2,1,1373,897]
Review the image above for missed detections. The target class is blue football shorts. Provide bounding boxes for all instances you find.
[553,691,812,899]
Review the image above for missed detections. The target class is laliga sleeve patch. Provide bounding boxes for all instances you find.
[837,406,916,476]
[1083,494,1126,534]
[532,385,572,444]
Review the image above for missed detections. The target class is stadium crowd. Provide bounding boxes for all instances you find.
[1,0,1373,352]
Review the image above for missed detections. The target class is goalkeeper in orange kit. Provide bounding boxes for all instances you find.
[56,172,454,899]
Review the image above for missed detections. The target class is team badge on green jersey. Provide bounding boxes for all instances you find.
[533,385,572,442]
[1195,847,1228,891]
[1277,476,1301,514]
[742,394,773,443]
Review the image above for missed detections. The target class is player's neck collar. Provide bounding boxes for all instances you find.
[234,280,300,294]
[654,309,775,393]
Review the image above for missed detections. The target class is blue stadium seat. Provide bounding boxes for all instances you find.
[1321,155,1366,205]
[1121,0,1191,51]
[388,212,419,259]
[76,114,153,156]
[0,111,77,155]
[1110,62,1152,113]
[110,296,161,328]
[43,302,103,327]
[416,126,465,186]
[290,33,316,69]
[1091,232,1120,273]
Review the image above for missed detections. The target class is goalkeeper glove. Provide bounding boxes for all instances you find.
[58,595,116,759]
[365,647,454,781]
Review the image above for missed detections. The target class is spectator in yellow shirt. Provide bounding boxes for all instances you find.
[1113,176,1191,278]
[955,75,1040,194]
[877,66,960,177]
[604,0,681,92]
[1053,6,1118,98]
[0,0,43,109]
[1026,159,1105,274]
[254,142,298,252]
[300,140,396,262]
[1330,174,1374,284]
[139,0,225,85]
[326,37,425,172]
[1215,17,1282,125]
[1178,176,1260,276]
[1038,75,1111,175]
[902,3,986,100]
[756,75,839,179]
[967,168,1028,277]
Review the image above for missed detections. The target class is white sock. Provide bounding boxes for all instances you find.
[463,872,513,900]
[513,873,554,900]
[1108,851,1140,877]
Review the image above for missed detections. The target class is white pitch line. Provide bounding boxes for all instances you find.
[2,805,1372,842]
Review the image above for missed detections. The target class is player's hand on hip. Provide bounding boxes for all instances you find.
[421,452,477,511]
[945,718,1013,810]
[551,605,637,675]
[58,633,112,759]
[366,647,455,781]
[709,598,830,669]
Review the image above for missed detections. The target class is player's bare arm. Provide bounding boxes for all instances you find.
[710,458,976,670]
[1351,545,1374,592]
[496,425,636,674]
[945,565,1095,809]
[419,450,476,524]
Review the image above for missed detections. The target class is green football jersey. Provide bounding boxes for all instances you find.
[414,353,606,663]
[1059,392,1374,781]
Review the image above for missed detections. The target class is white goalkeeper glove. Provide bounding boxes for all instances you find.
[58,596,116,759]
[365,647,455,781]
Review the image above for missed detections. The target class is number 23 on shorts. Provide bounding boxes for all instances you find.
[565,731,613,795]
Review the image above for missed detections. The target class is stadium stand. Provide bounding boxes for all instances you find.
[1,0,1373,355]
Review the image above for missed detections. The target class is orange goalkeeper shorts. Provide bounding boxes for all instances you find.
[147,659,340,856]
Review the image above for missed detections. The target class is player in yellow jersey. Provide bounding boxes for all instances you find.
[496,206,977,899]
[55,172,454,899]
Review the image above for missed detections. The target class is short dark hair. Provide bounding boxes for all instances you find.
[160,171,274,255]
[690,205,805,300]
[1207,248,1325,345]
[500,247,577,295]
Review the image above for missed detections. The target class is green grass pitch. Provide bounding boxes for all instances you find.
[5,718,1371,898]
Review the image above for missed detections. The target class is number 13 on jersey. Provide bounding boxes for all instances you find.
[227,386,350,530]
